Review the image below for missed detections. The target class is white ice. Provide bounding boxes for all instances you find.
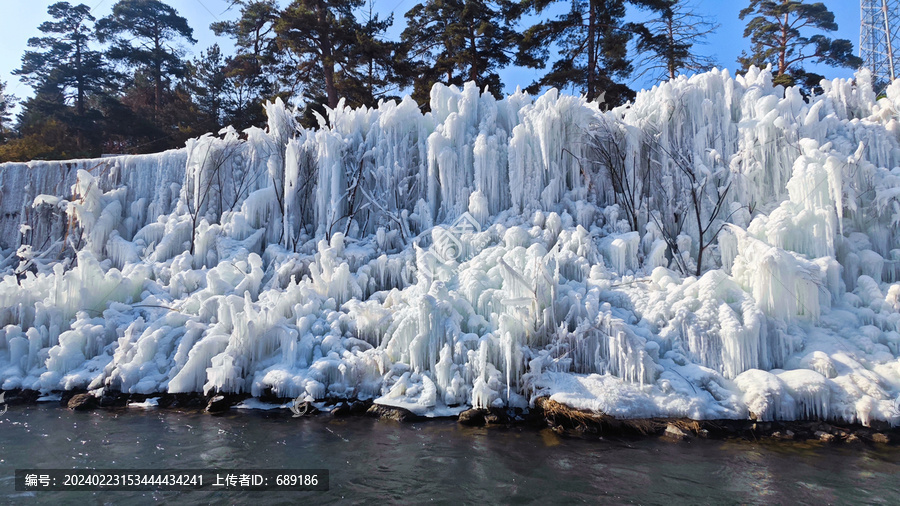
[2,67,900,425]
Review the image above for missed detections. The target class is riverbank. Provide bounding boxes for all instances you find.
[2,388,896,446]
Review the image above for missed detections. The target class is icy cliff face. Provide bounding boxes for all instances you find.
[3,66,900,424]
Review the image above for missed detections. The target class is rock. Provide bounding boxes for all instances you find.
[330,403,350,417]
[845,434,861,444]
[349,400,371,415]
[815,431,835,442]
[458,408,486,426]
[773,430,795,441]
[365,404,422,422]
[2,389,40,406]
[257,387,281,404]
[165,393,205,409]
[871,433,890,444]
[484,408,510,425]
[524,409,546,427]
[664,424,689,441]
[67,393,98,411]
[99,392,125,408]
[206,395,231,413]
[154,394,178,409]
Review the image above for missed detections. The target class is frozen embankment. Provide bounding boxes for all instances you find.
[3,66,900,425]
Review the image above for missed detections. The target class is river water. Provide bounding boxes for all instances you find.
[0,404,899,504]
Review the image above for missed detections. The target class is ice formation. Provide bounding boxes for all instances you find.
[3,66,900,425]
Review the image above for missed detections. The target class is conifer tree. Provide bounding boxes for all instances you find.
[0,80,15,144]
[15,2,107,118]
[738,0,862,89]
[401,0,527,103]
[275,0,372,109]
[520,0,666,105]
[13,2,108,157]
[190,44,229,132]
[97,0,197,112]
[212,0,283,124]
[341,5,401,106]
[636,0,718,82]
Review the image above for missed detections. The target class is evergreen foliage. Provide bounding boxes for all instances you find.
[402,0,527,103]
[97,0,197,112]
[738,0,863,89]
[520,0,667,105]
[0,0,866,161]
[636,0,718,82]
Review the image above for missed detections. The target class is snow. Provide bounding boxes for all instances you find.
[232,398,286,411]
[3,67,900,425]
[127,397,160,409]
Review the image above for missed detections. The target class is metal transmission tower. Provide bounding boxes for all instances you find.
[860,0,900,89]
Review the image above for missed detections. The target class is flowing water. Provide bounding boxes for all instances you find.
[1,404,899,504]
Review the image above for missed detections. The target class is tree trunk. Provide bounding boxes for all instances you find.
[76,38,85,117]
[154,29,162,113]
[367,59,374,100]
[587,0,597,101]
[318,0,338,109]
[778,12,788,75]
[667,16,676,80]
[469,28,479,83]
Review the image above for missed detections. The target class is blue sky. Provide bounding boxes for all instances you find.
[0,0,863,113]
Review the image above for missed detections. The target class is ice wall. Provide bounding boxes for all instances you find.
[3,67,900,424]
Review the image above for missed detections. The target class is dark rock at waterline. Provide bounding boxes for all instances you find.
[154,394,178,409]
[349,400,372,415]
[366,404,423,422]
[59,390,82,406]
[99,391,128,408]
[2,389,40,406]
[484,408,512,425]
[458,408,486,426]
[171,393,206,409]
[257,387,282,404]
[331,403,350,417]
[206,395,232,413]
[68,393,98,411]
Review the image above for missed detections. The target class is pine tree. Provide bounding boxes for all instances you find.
[0,80,15,144]
[275,0,367,109]
[97,0,197,113]
[273,0,402,111]
[520,0,667,105]
[12,2,108,157]
[635,0,718,82]
[738,0,863,89]
[401,0,526,103]
[212,0,284,123]
[190,44,229,132]
[341,4,401,106]
[14,2,107,117]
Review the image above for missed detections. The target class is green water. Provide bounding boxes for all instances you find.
[1,404,899,504]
